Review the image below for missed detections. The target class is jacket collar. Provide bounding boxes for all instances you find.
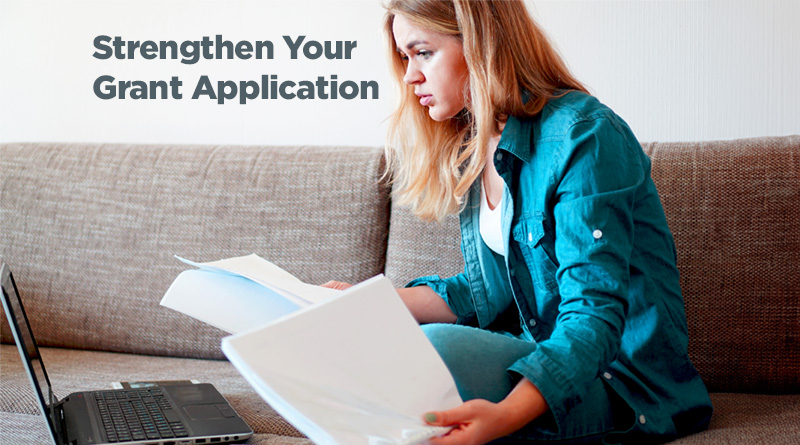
[496,114,533,164]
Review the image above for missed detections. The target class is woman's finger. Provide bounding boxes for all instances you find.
[320,280,352,290]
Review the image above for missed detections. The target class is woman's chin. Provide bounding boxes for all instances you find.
[426,106,455,122]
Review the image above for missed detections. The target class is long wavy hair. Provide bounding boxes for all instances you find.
[383,0,588,222]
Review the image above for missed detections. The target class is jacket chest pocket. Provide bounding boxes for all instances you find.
[512,216,559,292]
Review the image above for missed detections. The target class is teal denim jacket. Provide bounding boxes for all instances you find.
[407,91,712,442]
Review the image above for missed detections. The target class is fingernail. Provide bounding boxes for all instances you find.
[424,412,438,423]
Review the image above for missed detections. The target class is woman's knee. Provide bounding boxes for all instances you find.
[420,323,466,363]
[420,323,536,402]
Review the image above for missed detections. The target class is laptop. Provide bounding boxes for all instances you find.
[1,263,254,445]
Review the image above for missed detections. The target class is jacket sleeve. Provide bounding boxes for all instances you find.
[405,273,478,326]
[507,115,645,431]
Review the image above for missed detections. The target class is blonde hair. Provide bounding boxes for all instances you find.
[383,0,588,222]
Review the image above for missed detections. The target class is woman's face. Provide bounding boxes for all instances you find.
[392,14,470,122]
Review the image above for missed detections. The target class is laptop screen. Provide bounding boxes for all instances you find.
[1,264,60,442]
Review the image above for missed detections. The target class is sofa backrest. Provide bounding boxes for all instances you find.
[0,143,389,360]
[385,135,800,394]
[643,136,800,393]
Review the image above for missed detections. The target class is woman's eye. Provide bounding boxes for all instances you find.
[396,49,431,61]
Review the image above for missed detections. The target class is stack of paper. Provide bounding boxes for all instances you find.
[161,254,463,444]
[161,254,339,334]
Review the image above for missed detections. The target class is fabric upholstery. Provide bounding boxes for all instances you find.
[2,137,799,444]
[0,143,389,360]
[0,413,314,445]
[384,212,463,287]
[671,393,800,444]
[643,136,800,393]
[0,413,53,444]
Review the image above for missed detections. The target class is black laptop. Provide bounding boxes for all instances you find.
[0,263,254,445]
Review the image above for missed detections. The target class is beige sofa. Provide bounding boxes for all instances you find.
[1,137,798,444]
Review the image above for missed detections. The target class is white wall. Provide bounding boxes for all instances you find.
[1,0,798,146]
[532,0,800,143]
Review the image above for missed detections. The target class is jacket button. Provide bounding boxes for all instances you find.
[528,232,534,242]
[639,414,647,424]
[603,372,612,380]
[496,152,503,161]
[593,229,603,240]
[529,319,537,327]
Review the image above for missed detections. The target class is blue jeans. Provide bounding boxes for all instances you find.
[422,323,620,444]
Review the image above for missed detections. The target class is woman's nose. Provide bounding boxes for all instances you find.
[403,63,424,85]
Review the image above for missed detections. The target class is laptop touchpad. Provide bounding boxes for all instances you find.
[184,404,232,420]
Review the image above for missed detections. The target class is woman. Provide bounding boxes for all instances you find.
[327,1,712,443]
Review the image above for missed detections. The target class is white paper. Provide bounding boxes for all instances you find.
[160,269,301,334]
[221,275,463,445]
[175,254,339,307]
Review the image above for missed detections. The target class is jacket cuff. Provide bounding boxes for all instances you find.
[405,275,476,325]
[507,351,576,435]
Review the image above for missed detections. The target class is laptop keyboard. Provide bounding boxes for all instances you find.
[94,388,189,442]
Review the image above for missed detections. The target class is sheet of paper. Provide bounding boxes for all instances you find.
[160,269,301,334]
[176,254,339,306]
[221,275,462,445]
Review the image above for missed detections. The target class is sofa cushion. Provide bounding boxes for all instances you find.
[384,136,800,394]
[0,344,306,439]
[0,412,53,444]
[0,143,389,359]
[3,345,798,444]
[0,413,314,445]
[671,393,800,444]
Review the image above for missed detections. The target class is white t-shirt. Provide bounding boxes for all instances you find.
[480,179,506,256]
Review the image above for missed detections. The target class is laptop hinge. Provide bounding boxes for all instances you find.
[53,399,72,445]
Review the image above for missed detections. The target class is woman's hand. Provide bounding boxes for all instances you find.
[425,378,548,445]
[425,399,514,445]
[320,280,352,290]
